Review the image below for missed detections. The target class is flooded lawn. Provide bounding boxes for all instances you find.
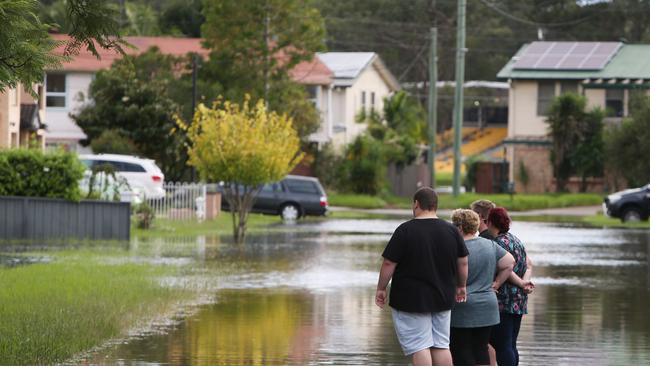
[72,220,650,365]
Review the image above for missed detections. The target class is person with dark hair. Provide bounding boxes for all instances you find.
[376,187,469,366]
[470,199,496,240]
[449,209,515,366]
[486,207,534,366]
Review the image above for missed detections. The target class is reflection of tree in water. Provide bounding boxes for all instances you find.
[183,289,313,364]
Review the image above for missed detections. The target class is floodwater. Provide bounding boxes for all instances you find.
[80,219,650,365]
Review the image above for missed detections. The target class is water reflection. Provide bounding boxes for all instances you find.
[81,220,650,365]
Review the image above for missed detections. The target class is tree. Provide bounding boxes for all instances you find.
[1,0,126,92]
[184,98,302,243]
[546,93,604,192]
[200,0,326,141]
[605,95,650,187]
[72,48,191,181]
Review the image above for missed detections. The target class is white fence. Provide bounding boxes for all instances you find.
[147,182,207,220]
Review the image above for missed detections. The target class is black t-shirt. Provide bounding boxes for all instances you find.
[479,229,496,241]
[382,218,469,313]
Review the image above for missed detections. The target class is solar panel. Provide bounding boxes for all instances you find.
[512,41,622,70]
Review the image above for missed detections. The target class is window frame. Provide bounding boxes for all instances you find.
[45,73,67,109]
[605,88,625,118]
[537,81,556,116]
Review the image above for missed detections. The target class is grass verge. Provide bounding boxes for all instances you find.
[327,193,387,209]
[0,253,187,365]
[378,193,602,211]
[133,213,281,238]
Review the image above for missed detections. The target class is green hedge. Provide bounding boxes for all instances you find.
[0,149,85,201]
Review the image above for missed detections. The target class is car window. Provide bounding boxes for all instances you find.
[284,180,319,194]
[121,162,146,172]
[261,183,282,193]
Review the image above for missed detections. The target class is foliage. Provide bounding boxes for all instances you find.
[518,161,530,193]
[546,93,604,192]
[0,149,84,201]
[123,2,161,36]
[71,47,190,181]
[312,143,344,189]
[82,163,129,201]
[200,0,326,141]
[605,95,650,187]
[462,155,488,192]
[1,0,125,93]
[183,98,302,243]
[338,135,386,195]
[90,129,139,156]
[134,202,155,229]
[159,0,204,37]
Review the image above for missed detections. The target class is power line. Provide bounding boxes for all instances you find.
[478,0,595,27]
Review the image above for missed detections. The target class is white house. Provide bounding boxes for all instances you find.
[44,35,333,152]
[315,52,401,149]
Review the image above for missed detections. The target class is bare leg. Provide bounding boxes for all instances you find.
[488,344,497,366]
[430,348,453,366]
[412,348,432,366]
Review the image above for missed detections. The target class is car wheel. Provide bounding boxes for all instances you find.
[280,204,300,221]
[622,207,642,222]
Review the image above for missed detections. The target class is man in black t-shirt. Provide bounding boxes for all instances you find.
[376,187,469,366]
[471,199,496,240]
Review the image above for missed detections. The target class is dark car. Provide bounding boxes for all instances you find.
[222,175,328,220]
[603,184,650,222]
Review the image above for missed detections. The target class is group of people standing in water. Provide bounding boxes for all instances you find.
[376,187,533,366]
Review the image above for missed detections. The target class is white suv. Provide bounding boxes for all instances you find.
[78,154,165,199]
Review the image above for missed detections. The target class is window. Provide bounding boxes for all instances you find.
[370,92,376,110]
[560,81,579,95]
[306,85,318,106]
[261,183,281,193]
[284,180,319,194]
[361,91,367,111]
[606,89,624,117]
[46,73,66,107]
[537,81,555,116]
[121,162,146,172]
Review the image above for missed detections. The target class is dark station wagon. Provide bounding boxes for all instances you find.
[222,175,328,220]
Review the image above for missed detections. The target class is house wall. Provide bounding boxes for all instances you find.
[508,80,548,138]
[45,71,92,149]
[507,143,554,193]
[331,63,393,150]
[0,87,21,148]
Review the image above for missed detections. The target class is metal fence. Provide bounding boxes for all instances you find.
[147,182,207,220]
[0,196,130,242]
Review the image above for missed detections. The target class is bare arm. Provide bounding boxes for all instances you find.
[456,255,469,302]
[492,252,515,290]
[523,256,533,282]
[375,258,397,308]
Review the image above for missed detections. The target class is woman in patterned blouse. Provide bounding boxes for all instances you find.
[486,207,534,366]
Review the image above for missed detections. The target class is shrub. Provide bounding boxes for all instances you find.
[134,202,155,229]
[0,149,85,200]
[340,135,386,195]
[90,129,139,155]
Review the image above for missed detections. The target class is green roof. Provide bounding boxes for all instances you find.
[498,44,650,80]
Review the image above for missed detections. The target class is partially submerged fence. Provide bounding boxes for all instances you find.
[0,196,130,242]
[147,182,208,220]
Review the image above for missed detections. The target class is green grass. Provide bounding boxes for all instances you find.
[382,193,603,211]
[435,171,455,186]
[0,253,187,365]
[133,213,281,238]
[328,193,387,209]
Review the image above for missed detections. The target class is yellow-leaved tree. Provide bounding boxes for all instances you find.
[184,98,303,243]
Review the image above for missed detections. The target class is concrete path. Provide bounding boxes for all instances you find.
[329,205,602,218]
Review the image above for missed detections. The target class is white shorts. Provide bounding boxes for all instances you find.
[391,308,451,356]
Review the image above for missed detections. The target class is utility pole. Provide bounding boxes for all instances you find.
[452,0,467,196]
[427,27,438,188]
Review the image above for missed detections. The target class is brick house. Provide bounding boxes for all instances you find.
[498,41,650,193]
[0,84,46,150]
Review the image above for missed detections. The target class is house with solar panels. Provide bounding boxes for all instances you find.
[498,41,647,193]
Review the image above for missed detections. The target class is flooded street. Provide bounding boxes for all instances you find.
[81,220,650,365]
